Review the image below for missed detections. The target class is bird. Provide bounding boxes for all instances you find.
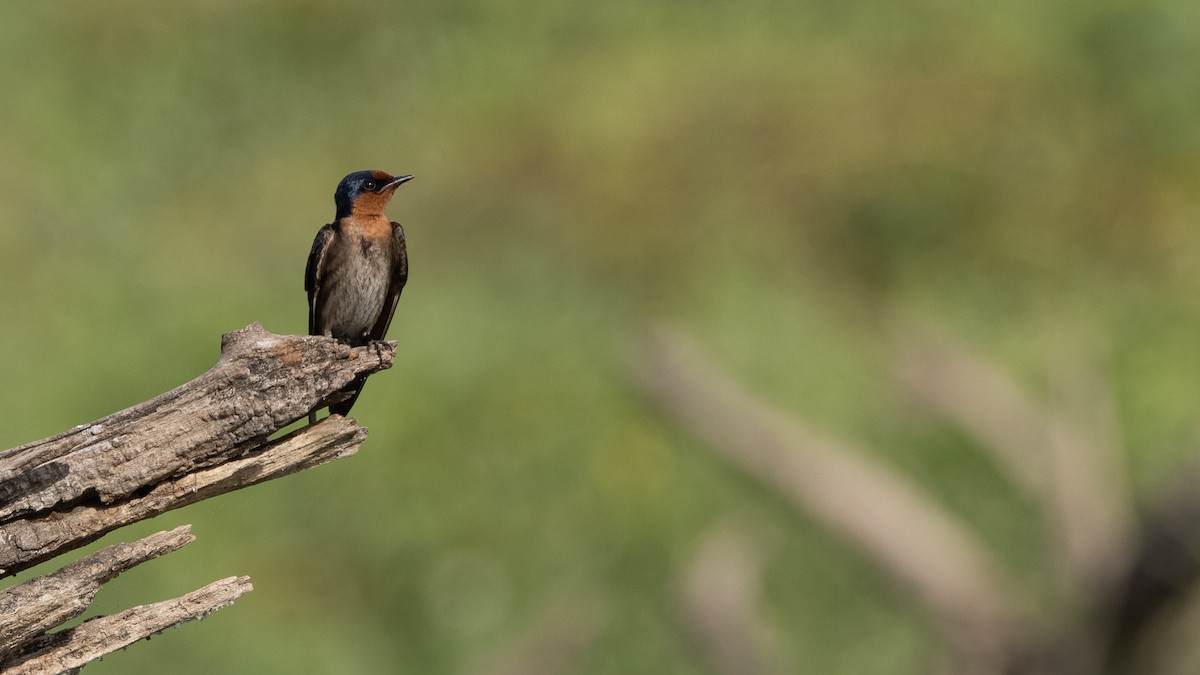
[305,170,412,422]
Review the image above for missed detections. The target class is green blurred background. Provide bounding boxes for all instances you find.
[4,1,1200,672]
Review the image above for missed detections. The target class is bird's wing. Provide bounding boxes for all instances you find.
[368,222,408,341]
[305,224,335,336]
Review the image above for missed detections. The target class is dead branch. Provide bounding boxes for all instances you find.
[0,526,194,661]
[2,575,252,675]
[0,322,394,672]
[0,415,364,577]
[0,322,390,522]
[0,322,390,575]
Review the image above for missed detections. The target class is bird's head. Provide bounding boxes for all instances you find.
[334,170,413,218]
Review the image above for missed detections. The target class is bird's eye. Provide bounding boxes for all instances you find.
[363,180,377,191]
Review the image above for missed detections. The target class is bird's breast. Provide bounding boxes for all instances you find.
[318,227,393,342]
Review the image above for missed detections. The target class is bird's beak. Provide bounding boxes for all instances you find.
[385,175,414,190]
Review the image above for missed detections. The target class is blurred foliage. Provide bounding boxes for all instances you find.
[4,0,1200,673]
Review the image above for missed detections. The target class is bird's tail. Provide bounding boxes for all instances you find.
[329,374,369,417]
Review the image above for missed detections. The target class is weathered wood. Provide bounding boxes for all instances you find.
[1,575,252,675]
[0,415,364,577]
[0,323,395,672]
[0,526,195,661]
[0,322,392,521]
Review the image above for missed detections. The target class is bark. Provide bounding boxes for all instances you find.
[0,322,391,522]
[0,414,365,577]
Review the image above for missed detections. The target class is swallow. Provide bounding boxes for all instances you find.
[305,170,413,422]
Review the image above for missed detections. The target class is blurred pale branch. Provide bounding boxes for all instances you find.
[677,521,789,675]
[631,326,1022,672]
[896,324,1131,590]
[633,324,1200,675]
[0,323,394,671]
